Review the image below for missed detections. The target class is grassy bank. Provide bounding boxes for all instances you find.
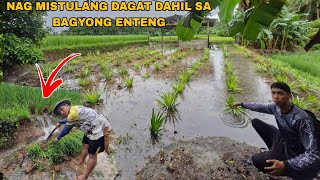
[151,35,235,44]
[0,83,82,148]
[233,44,320,115]
[41,35,148,51]
[195,35,235,44]
[271,50,320,78]
[150,36,179,42]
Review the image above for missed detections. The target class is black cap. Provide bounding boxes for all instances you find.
[53,100,71,116]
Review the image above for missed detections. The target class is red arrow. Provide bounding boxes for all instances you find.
[35,53,81,98]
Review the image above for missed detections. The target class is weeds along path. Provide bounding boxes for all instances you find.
[232,44,320,116]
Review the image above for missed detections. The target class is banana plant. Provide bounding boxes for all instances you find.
[177,0,285,41]
[229,0,286,41]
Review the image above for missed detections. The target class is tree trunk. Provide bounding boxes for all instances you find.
[304,28,320,51]
[281,31,286,50]
[273,34,279,49]
[317,3,319,19]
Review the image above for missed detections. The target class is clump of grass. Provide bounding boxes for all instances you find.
[83,90,101,105]
[223,44,229,58]
[27,144,44,159]
[103,69,113,81]
[66,65,75,73]
[150,57,156,63]
[171,57,178,63]
[163,61,170,67]
[71,59,79,65]
[226,75,241,93]
[79,78,90,87]
[119,67,128,76]
[118,133,133,145]
[156,54,163,60]
[156,92,179,111]
[143,60,150,66]
[142,73,150,79]
[306,94,318,105]
[255,64,267,73]
[125,77,133,88]
[178,70,191,84]
[225,95,245,117]
[133,63,140,71]
[114,59,121,67]
[95,50,100,56]
[224,60,234,75]
[80,66,90,77]
[173,83,185,94]
[298,83,309,93]
[154,62,161,71]
[149,108,165,137]
[292,96,311,109]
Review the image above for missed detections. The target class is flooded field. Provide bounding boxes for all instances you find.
[1,42,281,179]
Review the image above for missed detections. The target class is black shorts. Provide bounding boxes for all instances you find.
[82,135,105,155]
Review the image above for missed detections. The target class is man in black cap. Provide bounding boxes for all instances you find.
[53,100,111,180]
[233,82,320,179]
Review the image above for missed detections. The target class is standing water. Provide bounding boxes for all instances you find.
[99,47,276,179]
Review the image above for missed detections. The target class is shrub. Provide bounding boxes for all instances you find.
[3,34,43,67]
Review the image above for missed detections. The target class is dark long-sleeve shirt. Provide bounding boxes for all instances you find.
[57,118,74,140]
[242,103,320,177]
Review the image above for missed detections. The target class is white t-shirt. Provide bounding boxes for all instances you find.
[66,106,111,140]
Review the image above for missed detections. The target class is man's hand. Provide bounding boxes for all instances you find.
[232,102,242,108]
[56,123,61,127]
[54,137,59,142]
[264,159,286,176]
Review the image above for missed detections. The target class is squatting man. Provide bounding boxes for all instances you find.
[233,82,320,179]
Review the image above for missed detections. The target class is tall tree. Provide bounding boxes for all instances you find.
[3,0,45,67]
[4,0,46,43]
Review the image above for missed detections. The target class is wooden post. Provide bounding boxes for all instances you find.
[161,28,163,48]
[147,28,150,44]
[207,19,210,48]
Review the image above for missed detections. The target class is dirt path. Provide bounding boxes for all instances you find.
[136,136,285,180]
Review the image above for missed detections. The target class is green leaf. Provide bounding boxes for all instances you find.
[190,18,202,31]
[176,19,196,41]
[219,0,241,23]
[242,0,285,41]
[229,22,244,36]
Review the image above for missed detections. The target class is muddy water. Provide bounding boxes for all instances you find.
[228,47,278,128]
[100,47,276,179]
